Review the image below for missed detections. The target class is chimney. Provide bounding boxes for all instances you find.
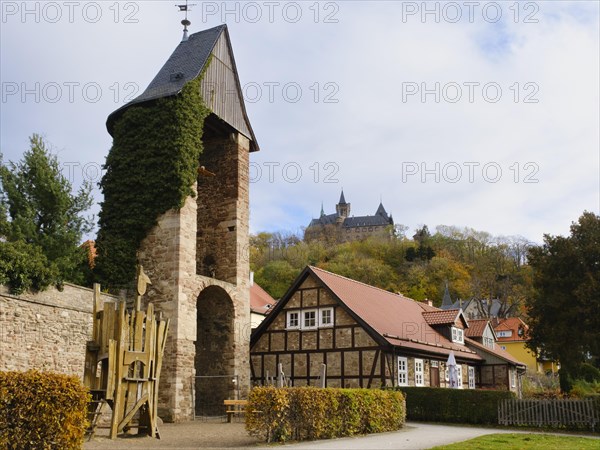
[425,298,433,307]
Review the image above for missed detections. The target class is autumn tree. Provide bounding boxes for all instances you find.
[526,212,600,389]
[253,260,300,299]
[0,135,93,293]
[249,224,534,311]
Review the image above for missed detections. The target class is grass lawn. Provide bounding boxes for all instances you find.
[432,433,600,449]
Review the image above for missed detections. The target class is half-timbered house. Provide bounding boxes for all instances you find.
[250,266,525,393]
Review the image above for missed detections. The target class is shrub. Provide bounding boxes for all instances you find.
[395,387,515,424]
[0,370,90,449]
[522,372,562,399]
[246,386,405,443]
[570,380,600,398]
[578,364,600,383]
[559,369,574,393]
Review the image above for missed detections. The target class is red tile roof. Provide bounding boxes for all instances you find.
[308,267,482,362]
[464,319,491,338]
[422,309,462,326]
[493,317,529,342]
[250,283,277,316]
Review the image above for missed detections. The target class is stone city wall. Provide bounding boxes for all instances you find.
[0,283,118,377]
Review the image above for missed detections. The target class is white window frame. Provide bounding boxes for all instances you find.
[451,327,464,344]
[286,311,300,329]
[319,307,334,327]
[497,330,512,338]
[511,369,517,388]
[456,365,463,389]
[414,358,424,387]
[468,366,475,389]
[302,309,318,329]
[397,357,408,386]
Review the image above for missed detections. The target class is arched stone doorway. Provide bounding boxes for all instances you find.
[195,285,236,416]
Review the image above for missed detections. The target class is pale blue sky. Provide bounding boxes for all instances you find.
[1,1,598,243]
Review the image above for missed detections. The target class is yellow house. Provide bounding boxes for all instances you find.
[493,317,559,374]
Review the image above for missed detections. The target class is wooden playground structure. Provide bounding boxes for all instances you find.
[83,266,169,439]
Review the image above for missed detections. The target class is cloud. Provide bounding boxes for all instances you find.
[1,1,598,243]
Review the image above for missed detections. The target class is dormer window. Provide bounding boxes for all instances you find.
[483,336,495,349]
[451,326,464,344]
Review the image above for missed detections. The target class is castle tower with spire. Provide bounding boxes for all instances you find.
[335,190,351,222]
[305,191,394,242]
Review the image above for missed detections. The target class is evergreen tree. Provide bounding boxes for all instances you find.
[0,134,93,293]
[526,212,600,389]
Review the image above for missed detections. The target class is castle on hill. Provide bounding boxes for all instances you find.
[304,191,394,242]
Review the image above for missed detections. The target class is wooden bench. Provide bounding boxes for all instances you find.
[224,400,247,423]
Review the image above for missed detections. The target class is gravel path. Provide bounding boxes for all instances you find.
[84,420,261,449]
[84,420,600,450]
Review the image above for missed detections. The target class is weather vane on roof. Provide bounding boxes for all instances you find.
[176,0,196,42]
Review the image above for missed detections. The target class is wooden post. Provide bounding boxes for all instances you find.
[277,363,284,388]
[319,364,327,388]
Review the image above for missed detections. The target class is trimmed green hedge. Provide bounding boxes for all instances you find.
[246,387,405,443]
[0,370,90,449]
[395,387,515,424]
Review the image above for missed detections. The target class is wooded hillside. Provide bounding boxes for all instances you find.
[250,225,533,317]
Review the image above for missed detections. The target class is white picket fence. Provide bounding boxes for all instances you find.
[498,398,598,431]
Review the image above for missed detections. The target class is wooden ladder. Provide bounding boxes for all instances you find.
[86,390,110,441]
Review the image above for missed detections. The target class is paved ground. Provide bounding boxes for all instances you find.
[85,419,260,449]
[281,422,524,449]
[85,420,600,450]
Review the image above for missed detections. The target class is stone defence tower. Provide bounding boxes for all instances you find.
[106,25,259,422]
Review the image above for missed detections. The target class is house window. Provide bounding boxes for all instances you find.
[451,327,464,344]
[511,369,517,388]
[468,366,475,389]
[497,330,512,338]
[484,337,494,349]
[501,345,507,351]
[456,365,463,388]
[397,357,408,386]
[286,311,299,329]
[414,359,424,386]
[302,309,317,329]
[288,307,334,330]
[319,307,333,327]
[431,360,439,368]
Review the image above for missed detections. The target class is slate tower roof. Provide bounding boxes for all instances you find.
[106,24,259,152]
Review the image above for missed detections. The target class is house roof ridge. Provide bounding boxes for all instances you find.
[422,308,461,315]
[309,265,404,299]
